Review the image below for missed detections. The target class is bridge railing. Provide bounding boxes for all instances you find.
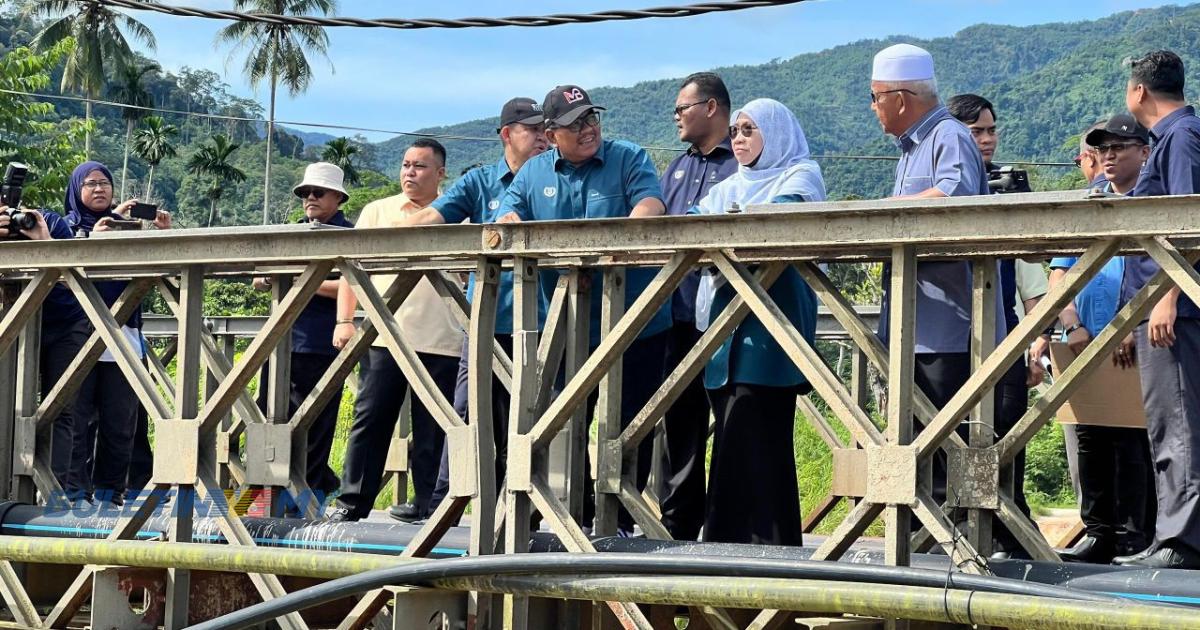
[0,190,1194,629]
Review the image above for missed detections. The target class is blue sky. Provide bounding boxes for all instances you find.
[126,0,1191,141]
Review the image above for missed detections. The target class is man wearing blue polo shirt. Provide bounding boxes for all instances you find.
[1116,50,1200,570]
[383,97,549,522]
[254,162,354,503]
[498,84,668,534]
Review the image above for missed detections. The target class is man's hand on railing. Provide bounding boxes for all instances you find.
[495,212,522,224]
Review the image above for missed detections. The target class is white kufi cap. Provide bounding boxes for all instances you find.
[872,43,935,82]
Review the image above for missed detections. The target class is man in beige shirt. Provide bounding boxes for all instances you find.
[328,138,464,522]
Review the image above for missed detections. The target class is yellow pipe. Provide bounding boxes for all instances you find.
[431,575,1200,630]
[0,535,408,579]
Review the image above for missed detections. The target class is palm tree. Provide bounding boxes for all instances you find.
[320,137,360,186]
[186,135,247,227]
[132,115,178,200]
[215,0,336,225]
[29,0,157,157]
[110,62,158,198]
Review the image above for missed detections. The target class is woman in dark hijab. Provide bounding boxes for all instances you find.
[64,161,170,504]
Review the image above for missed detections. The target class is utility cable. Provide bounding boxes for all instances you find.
[86,0,808,30]
[0,88,1074,166]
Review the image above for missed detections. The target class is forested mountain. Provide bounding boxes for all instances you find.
[1,2,1199,221]
[374,3,1200,199]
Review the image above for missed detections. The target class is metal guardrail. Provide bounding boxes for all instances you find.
[0,191,1194,629]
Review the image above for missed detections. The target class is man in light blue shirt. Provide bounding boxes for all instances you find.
[870,44,993,544]
[498,84,667,534]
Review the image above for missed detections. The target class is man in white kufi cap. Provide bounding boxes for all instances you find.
[870,43,1009,556]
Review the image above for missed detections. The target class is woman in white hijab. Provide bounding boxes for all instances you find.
[694,98,825,546]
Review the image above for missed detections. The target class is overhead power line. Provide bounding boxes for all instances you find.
[0,87,1075,167]
[86,0,809,29]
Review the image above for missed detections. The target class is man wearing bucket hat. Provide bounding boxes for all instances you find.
[254,162,353,504]
[496,84,667,536]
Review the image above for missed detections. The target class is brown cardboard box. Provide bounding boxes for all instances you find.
[1048,341,1147,428]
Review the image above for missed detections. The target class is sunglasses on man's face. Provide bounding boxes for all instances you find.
[297,188,329,199]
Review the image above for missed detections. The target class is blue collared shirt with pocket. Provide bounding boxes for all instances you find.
[1051,256,1124,336]
[1122,105,1200,320]
[499,138,667,346]
[432,157,542,335]
[877,105,991,353]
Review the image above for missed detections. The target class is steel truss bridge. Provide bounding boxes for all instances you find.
[0,191,1196,629]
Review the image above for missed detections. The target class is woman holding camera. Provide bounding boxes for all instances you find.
[0,179,91,496]
[63,161,170,504]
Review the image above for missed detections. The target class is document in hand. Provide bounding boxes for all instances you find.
[1048,341,1147,428]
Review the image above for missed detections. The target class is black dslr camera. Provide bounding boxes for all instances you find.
[1,162,37,238]
[988,165,1032,194]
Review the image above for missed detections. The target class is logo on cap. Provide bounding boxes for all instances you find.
[563,88,585,104]
[531,103,542,111]
[543,187,557,198]
[1121,125,1130,131]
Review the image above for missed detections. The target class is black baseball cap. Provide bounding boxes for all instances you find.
[542,84,606,127]
[1085,113,1150,146]
[497,97,544,132]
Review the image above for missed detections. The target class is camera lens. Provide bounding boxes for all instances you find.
[10,211,37,231]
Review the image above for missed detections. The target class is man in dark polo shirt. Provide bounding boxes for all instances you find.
[1115,50,1200,570]
[254,162,353,504]
[659,72,737,541]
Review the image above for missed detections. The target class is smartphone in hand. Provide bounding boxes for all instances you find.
[130,202,158,221]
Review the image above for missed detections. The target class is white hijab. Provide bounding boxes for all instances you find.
[695,98,826,330]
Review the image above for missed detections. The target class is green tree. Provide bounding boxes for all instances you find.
[0,40,88,208]
[109,61,157,198]
[320,136,360,186]
[186,134,246,227]
[131,115,177,200]
[215,0,336,224]
[28,0,156,157]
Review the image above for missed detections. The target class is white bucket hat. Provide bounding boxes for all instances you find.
[293,162,349,202]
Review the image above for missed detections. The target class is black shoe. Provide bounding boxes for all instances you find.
[326,505,358,522]
[388,503,424,523]
[1125,544,1200,570]
[1057,536,1116,564]
[1114,546,1155,565]
[989,548,1032,561]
